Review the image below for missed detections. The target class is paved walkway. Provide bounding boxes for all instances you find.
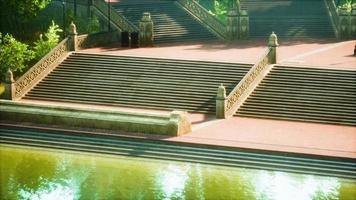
[20,99,356,159]
[81,39,356,70]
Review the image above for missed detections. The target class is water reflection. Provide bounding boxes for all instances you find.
[0,144,355,200]
[252,171,340,200]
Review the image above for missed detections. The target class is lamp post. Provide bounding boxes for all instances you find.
[62,0,66,37]
[74,0,77,16]
[108,0,111,31]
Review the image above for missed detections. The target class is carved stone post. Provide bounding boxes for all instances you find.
[338,8,350,39]
[168,111,192,136]
[68,22,78,51]
[351,6,356,39]
[4,69,15,100]
[239,9,249,39]
[226,8,239,40]
[268,32,279,64]
[216,84,227,119]
[139,12,154,47]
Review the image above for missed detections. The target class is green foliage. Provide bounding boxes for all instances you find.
[199,0,231,22]
[0,33,34,81]
[66,10,101,34]
[33,21,62,60]
[3,0,50,21]
[337,0,356,13]
[0,0,51,42]
[87,16,101,34]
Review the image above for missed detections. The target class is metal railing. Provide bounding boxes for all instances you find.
[93,0,137,32]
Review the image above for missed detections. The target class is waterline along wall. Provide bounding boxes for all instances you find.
[0,100,192,136]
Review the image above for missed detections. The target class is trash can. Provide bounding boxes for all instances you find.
[121,31,129,47]
[130,32,139,48]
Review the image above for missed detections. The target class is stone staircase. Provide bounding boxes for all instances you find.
[1,124,355,179]
[112,0,218,44]
[23,52,251,113]
[236,66,356,126]
[241,0,336,38]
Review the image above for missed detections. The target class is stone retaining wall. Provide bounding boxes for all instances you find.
[0,100,192,136]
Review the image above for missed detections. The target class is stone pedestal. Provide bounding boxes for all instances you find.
[168,111,192,136]
[216,84,227,119]
[226,8,239,40]
[338,8,350,39]
[68,22,78,51]
[4,70,15,100]
[268,32,279,64]
[139,12,154,47]
[239,9,249,39]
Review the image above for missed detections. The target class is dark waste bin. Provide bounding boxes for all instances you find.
[121,31,129,47]
[130,32,139,48]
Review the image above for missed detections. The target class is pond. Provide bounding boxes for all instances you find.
[1,144,355,200]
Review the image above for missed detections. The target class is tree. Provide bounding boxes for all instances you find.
[33,21,62,60]
[0,0,51,41]
[0,33,34,81]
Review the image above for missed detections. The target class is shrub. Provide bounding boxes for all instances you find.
[33,21,62,60]
[0,33,34,81]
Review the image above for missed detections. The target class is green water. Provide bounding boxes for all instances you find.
[1,144,355,200]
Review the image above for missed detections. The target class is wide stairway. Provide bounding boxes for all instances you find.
[23,53,251,113]
[241,0,335,38]
[236,66,356,126]
[113,0,218,44]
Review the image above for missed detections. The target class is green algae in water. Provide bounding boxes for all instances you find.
[1,144,355,200]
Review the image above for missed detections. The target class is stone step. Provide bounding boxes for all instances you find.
[24,53,251,113]
[236,65,356,126]
[2,125,354,179]
[240,0,335,38]
[112,0,218,43]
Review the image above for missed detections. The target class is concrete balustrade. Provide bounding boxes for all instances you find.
[216,33,277,118]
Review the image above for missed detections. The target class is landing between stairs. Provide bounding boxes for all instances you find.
[80,39,356,70]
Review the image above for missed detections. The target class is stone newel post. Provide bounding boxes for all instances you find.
[338,8,350,39]
[216,84,227,119]
[139,12,154,47]
[4,69,15,100]
[239,10,249,39]
[226,8,239,40]
[68,22,78,51]
[268,32,279,64]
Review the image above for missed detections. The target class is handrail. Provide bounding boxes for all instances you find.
[224,48,273,117]
[177,0,227,39]
[14,38,70,99]
[93,0,138,32]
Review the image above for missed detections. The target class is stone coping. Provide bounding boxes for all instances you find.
[0,100,191,136]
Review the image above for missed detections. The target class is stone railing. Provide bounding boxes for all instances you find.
[13,38,70,100]
[93,0,137,32]
[325,0,341,37]
[77,30,120,49]
[216,32,278,118]
[178,0,228,39]
[0,100,192,136]
[325,0,356,39]
[225,50,271,117]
